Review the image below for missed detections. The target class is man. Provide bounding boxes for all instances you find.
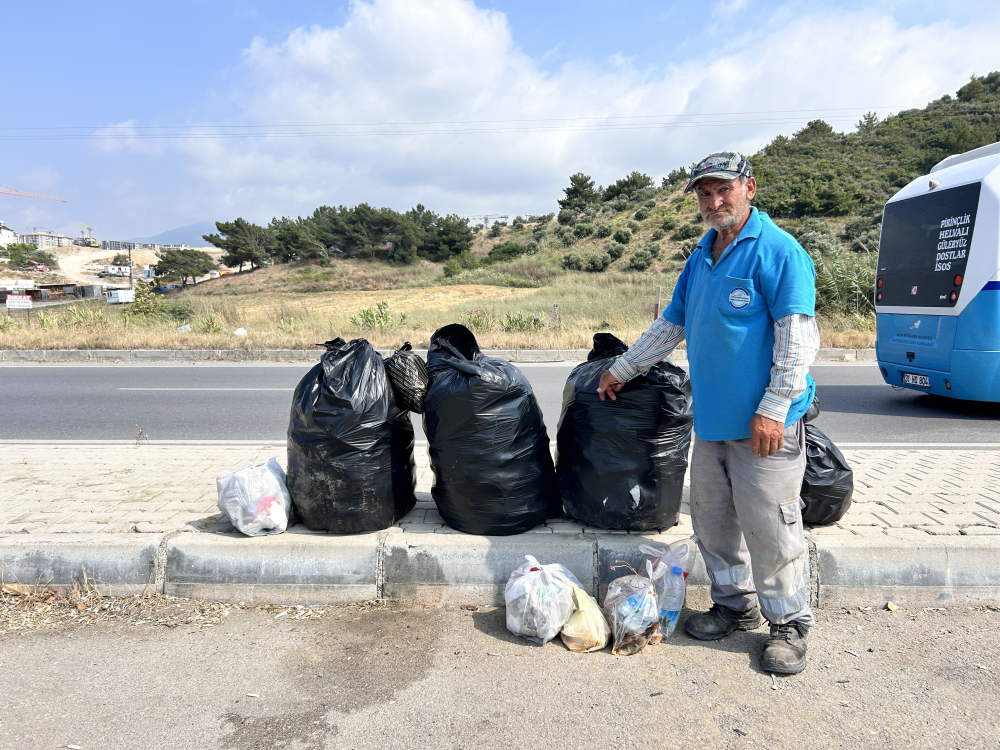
[598,152,819,674]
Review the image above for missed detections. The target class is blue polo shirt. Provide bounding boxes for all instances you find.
[663,207,816,441]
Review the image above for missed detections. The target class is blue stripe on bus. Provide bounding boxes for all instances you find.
[983,281,1000,291]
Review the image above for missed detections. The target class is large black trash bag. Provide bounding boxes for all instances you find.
[804,394,821,423]
[286,338,416,533]
[556,333,693,531]
[423,324,560,535]
[800,424,854,525]
[384,342,429,413]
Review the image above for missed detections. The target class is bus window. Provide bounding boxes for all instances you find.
[877,182,981,308]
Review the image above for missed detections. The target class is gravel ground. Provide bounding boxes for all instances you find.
[2,589,999,750]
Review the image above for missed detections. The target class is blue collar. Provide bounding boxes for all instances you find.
[696,206,762,267]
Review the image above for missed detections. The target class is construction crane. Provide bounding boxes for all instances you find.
[0,185,66,202]
[76,222,99,247]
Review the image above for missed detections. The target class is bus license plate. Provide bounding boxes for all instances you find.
[902,372,930,388]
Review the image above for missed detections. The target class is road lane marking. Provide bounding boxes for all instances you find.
[116,388,294,391]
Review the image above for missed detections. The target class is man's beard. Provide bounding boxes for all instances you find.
[703,198,749,231]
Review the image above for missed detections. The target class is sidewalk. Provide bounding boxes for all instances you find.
[2,440,999,608]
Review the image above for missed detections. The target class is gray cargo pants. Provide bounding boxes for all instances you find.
[689,420,814,627]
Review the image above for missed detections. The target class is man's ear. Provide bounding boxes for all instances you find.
[745,176,757,200]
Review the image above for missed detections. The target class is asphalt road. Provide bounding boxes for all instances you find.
[1,361,998,444]
[3,596,999,750]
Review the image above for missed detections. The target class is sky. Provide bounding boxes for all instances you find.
[2,0,999,242]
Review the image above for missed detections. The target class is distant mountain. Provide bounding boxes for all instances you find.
[129,221,217,247]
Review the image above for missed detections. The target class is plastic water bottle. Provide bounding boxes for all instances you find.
[658,565,686,637]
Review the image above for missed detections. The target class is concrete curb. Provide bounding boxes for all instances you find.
[0,348,877,363]
[0,534,161,597]
[3,527,998,609]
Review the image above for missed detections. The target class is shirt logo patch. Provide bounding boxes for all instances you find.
[728,287,751,309]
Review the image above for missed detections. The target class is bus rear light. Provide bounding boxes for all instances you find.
[949,291,958,303]
[954,274,963,286]
[877,277,884,288]
[876,291,883,302]
[945,379,952,391]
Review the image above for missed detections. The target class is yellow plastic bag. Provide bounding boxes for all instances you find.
[560,586,611,652]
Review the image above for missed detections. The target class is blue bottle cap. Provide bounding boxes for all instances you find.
[671,566,683,575]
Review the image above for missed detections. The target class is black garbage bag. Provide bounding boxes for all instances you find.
[801,424,854,525]
[286,338,416,533]
[423,324,560,535]
[384,342,429,414]
[556,333,693,531]
[804,394,821,423]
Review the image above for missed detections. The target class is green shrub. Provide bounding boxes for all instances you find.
[797,231,840,258]
[613,228,632,244]
[443,257,463,277]
[632,187,659,203]
[512,221,524,231]
[501,311,543,332]
[585,253,611,273]
[610,197,629,212]
[680,238,700,258]
[595,223,612,238]
[850,228,881,254]
[465,309,494,331]
[627,220,641,233]
[633,207,650,221]
[532,226,546,241]
[561,233,576,247]
[561,252,583,270]
[644,242,661,258]
[489,223,502,238]
[484,241,530,265]
[199,314,224,333]
[557,208,577,225]
[843,215,879,238]
[583,205,598,218]
[526,240,540,254]
[573,223,594,239]
[652,228,666,240]
[605,242,625,260]
[3,243,57,269]
[672,222,703,241]
[661,217,677,231]
[628,250,654,271]
[165,299,194,321]
[644,199,657,208]
[128,280,164,318]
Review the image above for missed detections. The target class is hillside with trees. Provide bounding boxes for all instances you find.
[196,73,1000,330]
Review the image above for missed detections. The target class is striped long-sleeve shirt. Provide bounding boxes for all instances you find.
[607,313,820,423]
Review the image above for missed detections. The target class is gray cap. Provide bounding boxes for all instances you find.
[684,151,753,192]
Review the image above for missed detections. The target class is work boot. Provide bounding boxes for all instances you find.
[683,603,763,641]
[761,622,808,674]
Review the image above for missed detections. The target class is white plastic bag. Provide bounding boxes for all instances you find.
[216,456,292,537]
[640,540,692,640]
[505,555,581,645]
[560,585,611,652]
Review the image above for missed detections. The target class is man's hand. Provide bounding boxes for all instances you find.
[750,414,785,457]
[597,370,624,401]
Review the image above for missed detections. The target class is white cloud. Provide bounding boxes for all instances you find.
[134,0,1000,222]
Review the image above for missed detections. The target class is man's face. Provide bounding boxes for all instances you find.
[695,176,756,232]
